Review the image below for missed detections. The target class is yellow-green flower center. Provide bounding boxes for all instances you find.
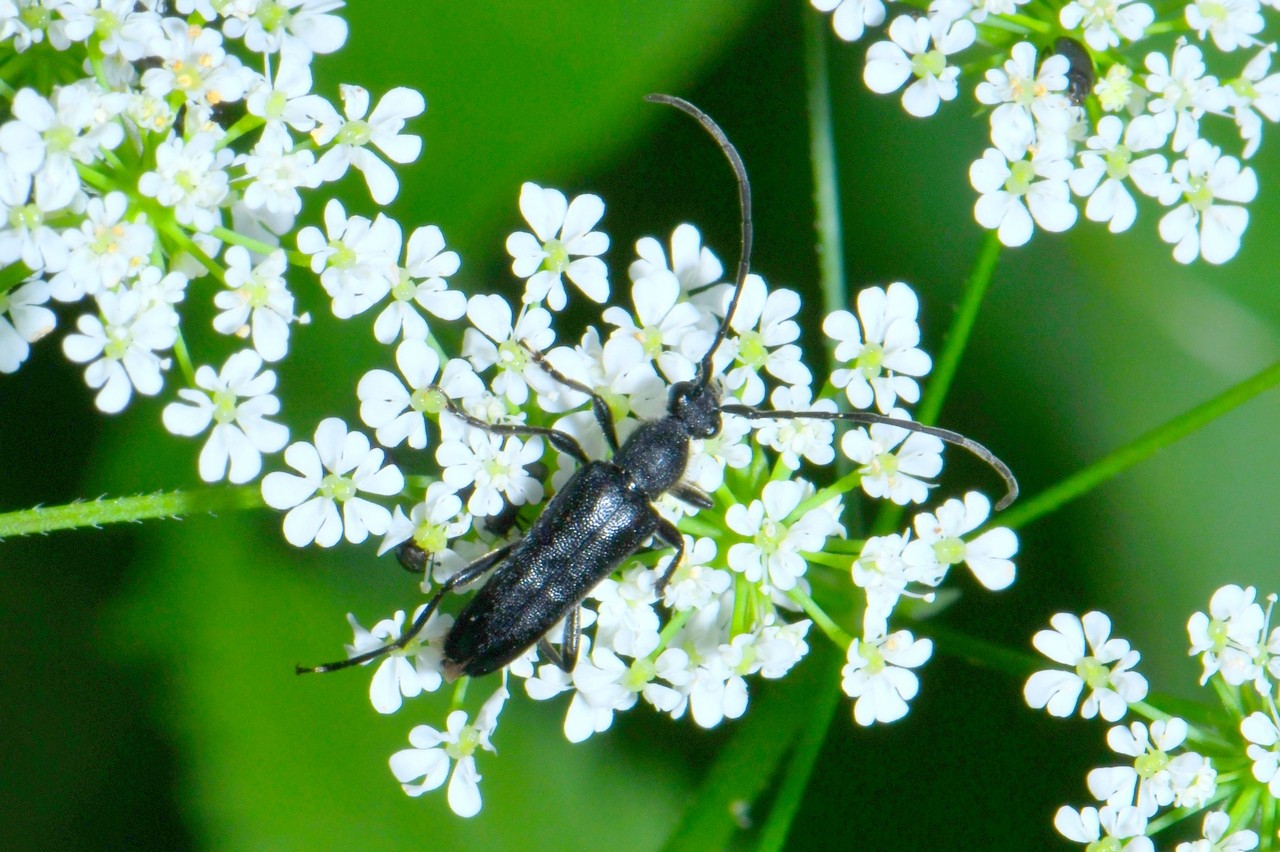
[446,725,481,761]
[10,203,42,231]
[320,472,356,502]
[92,7,120,38]
[497,339,527,370]
[21,5,50,29]
[933,536,965,566]
[1005,160,1036,196]
[912,49,946,79]
[736,329,768,369]
[1085,838,1122,852]
[265,89,289,119]
[1104,146,1132,180]
[411,386,449,415]
[1185,175,1214,212]
[1134,748,1169,779]
[638,326,664,358]
[1075,656,1110,689]
[623,658,656,692]
[91,223,125,255]
[867,451,899,481]
[413,523,448,554]
[858,640,886,675]
[246,280,270,308]
[46,125,75,154]
[1230,76,1259,101]
[392,270,416,302]
[211,388,237,424]
[1199,0,1227,21]
[540,237,570,274]
[856,342,884,378]
[255,0,288,31]
[337,119,372,147]
[754,517,786,557]
[328,239,356,270]
[1206,618,1229,652]
[103,327,130,361]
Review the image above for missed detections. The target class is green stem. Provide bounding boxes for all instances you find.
[755,641,842,852]
[215,113,265,151]
[211,225,309,266]
[0,260,34,295]
[660,636,831,852]
[916,230,1001,429]
[788,468,861,522]
[915,620,1040,680]
[171,326,197,386]
[162,222,226,285]
[0,486,263,539]
[805,11,846,329]
[787,586,854,647]
[803,10,856,489]
[993,11,1051,33]
[873,231,1001,536]
[699,15,857,852]
[995,358,1280,531]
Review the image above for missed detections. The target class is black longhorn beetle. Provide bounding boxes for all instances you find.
[299,94,1018,682]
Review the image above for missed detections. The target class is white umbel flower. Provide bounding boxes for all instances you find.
[824,282,931,413]
[312,84,425,205]
[506,182,610,312]
[388,687,508,817]
[841,628,932,726]
[863,15,975,117]
[261,417,404,547]
[1157,139,1257,264]
[1024,611,1149,721]
[162,350,289,483]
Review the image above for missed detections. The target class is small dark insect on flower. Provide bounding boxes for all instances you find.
[1054,37,1095,107]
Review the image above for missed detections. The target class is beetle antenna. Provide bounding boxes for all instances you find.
[644,94,752,388]
[721,404,1020,510]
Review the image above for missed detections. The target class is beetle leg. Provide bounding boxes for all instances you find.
[297,540,518,675]
[652,517,686,597]
[519,339,621,453]
[721,403,1020,510]
[668,481,713,510]
[535,606,582,674]
[432,387,591,465]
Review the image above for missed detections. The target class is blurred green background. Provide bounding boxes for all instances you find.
[4,2,1280,849]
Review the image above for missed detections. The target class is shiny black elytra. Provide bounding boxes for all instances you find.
[299,94,1018,682]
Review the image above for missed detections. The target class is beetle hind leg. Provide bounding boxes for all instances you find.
[536,606,582,673]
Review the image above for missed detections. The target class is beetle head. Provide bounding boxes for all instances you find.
[669,378,722,438]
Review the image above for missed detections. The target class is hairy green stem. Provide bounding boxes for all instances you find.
[995,358,1280,531]
[0,486,264,539]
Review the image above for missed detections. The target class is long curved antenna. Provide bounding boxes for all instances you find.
[644,94,752,387]
[721,404,1020,511]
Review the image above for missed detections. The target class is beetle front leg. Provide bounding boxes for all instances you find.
[296,540,518,675]
[536,606,582,674]
[519,340,621,453]
[653,517,686,597]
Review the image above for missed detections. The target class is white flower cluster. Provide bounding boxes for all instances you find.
[272,154,1022,813]
[812,0,1275,264]
[0,1,429,485]
[1026,585,1280,848]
